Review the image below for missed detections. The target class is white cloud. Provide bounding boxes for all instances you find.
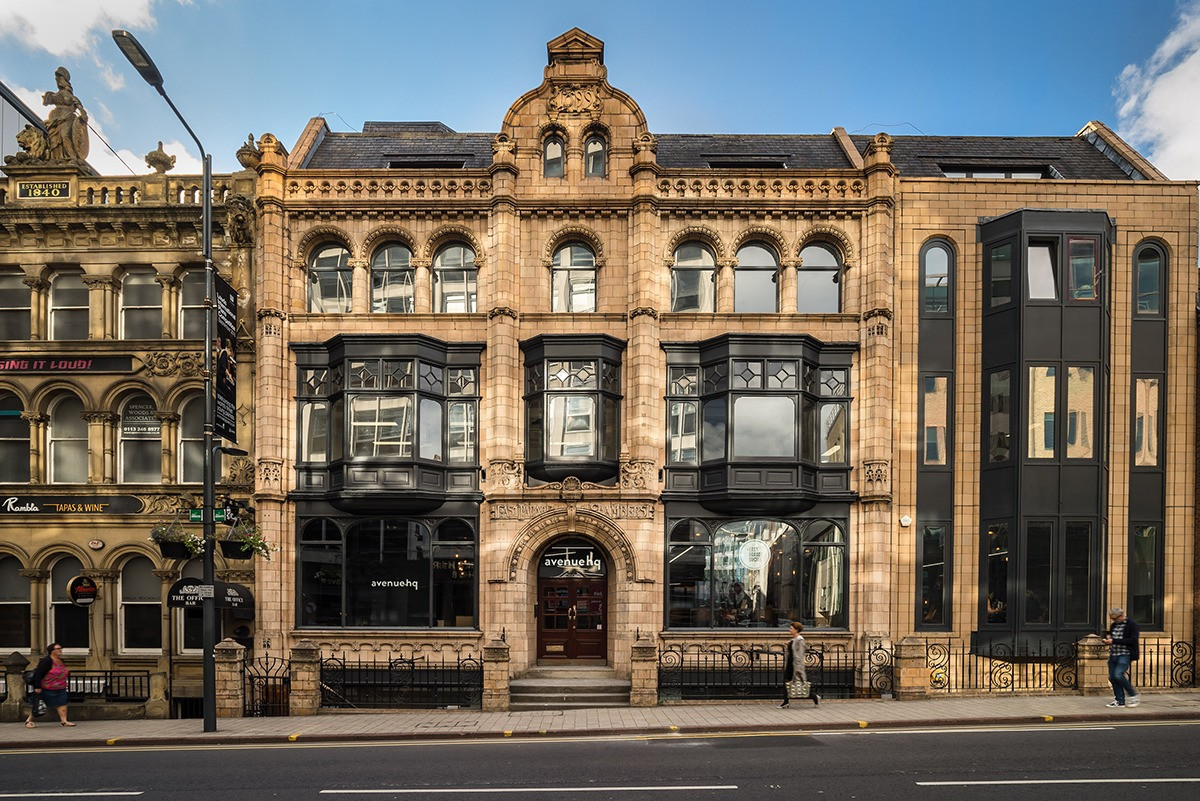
[0,0,158,59]
[1116,1,1200,180]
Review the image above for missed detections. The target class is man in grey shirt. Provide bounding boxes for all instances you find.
[1103,606,1140,708]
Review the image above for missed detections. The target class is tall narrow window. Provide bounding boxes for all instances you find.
[0,392,30,482]
[50,273,88,340]
[1023,521,1053,624]
[551,243,597,312]
[1027,366,1056,459]
[179,270,206,339]
[1062,522,1093,626]
[985,522,1009,624]
[432,244,477,313]
[584,135,606,177]
[734,243,778,313]
[1065,366,1094,459]
[1133,377,1160,467]
[299,400,330,463]
[1027,242,1057,300]
[1135,245,1163,315]
[987,370,1011,463]
[919,524,948,627]
[0,556,31,649]
[0,272,31,340]
[50,556,88,649]
[179,396,204,483]
[308,244,352,313]
[49,396,87,484]
[543,135,564,178]
[121,270,162,338]
[119,393,161,483]
[921,375,949,466]
[670,243,716,312]
[1067,237,1098,300]
[371,243,414,314]
[921,242,952,314]
[120,556,161,651]
[796,243,841,313]
[1129,524,1161,627]
[988,242,1012,308]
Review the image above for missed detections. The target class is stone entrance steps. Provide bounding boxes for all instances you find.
[509,665,631,710]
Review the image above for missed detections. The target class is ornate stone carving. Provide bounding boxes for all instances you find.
[863,307,893,338]
[628,307,659,320]
[259,459,282,486]
[505,507,639,582]
[490,500,655,521]
[137,494,195,516]
[235,134,261,169]
[488,460,523,490]
[154,411,181,424]
[548,84,604,115]
[144,141,176,174]
[223,457,255,490]
[862,460,891,496]
[83,568,118,581]
[619,459,656,490]
[219,569,255,584]
[144,351,204,378]
[19,569,50,581]
[487,306,518,321]
[225,194,254,246]
[5,68,89,168]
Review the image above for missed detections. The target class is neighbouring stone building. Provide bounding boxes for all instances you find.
[0,68,258,717]
[1,30,1196,716]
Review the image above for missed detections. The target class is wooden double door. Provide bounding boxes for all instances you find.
[537,577,606,661]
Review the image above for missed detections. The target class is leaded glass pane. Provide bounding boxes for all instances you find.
[732,359,762,389]
[348,360,379,389]
[703,362,728,393]
[766,360,797,389]
[419,363,444,393]
[447,368,476,396]
[819,369,847,396]
[669,367,698,396]
[383,360,414,390]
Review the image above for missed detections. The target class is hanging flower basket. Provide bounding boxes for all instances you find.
[218,539,252,560]
[221,519,272,560]
[157,540,194,560]
[149,521,202,559]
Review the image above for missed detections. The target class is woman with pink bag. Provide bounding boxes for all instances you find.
[24,643,76,728]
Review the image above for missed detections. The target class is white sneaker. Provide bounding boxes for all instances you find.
[1127,695,1141,707]
[1105,700,1124,707]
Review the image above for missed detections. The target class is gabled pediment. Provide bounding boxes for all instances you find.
[547,28,604,65]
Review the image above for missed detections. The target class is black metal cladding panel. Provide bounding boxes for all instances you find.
[1129,473,1164,519]
[852,136,1135,180]
[917,473,954,519]
[1062,307,1104,360]
[655,134,856,169]
[1131,321,1167,371]
[1060,466,1100,514]
[666,470,699,491]
[1020,466,1061,514]
[303,131,495,170]
[1023,306,1063,361]
[919,318,956,371]
[980,467,1016,519]
[982,309,1020,369]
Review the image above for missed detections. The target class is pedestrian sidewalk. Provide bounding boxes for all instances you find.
[6,690,1200,749]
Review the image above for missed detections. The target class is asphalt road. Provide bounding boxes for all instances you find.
[1,721,1198,800]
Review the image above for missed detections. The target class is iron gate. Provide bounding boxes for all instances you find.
[244,656,290,717]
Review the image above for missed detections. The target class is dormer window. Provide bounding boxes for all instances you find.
[544,135,565,178]
[584,135,606,177]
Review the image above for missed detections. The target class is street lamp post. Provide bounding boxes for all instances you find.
[112,29,220,733]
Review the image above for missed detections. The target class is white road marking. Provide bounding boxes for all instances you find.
[850,726,1115,735]
[919,778,1200,786]
[320,786,738,794]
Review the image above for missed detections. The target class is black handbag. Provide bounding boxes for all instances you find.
[32,697,47,718]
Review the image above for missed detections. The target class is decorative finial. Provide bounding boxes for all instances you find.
[144,140,176,174]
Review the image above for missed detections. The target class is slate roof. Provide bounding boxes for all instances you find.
[301,122,1141,181]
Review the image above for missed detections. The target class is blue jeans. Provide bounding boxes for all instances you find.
[1108,654,1136,704]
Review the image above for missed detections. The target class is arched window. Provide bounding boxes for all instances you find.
[121,269,162,339]
[371,243,415,313]
[584,135,606,177]
[179,270,206,339]
[308,244,352,313]
[433,244,477,313]
[50,272,88,340]
[0,555,31,649]
[120,556,161,651]
[0,271,30,340]
[1134,243,1165,316]
[670,243,716,312]
[179,395,204,484]
[797,242,842,313]
[119,393,161,483]
[49,395,86,484]
[50,555,88,649]
[543,134,565,178]
[920,240,954,315]
[551,243,597,312]
[0,391,29,482]
[734,243,778,313]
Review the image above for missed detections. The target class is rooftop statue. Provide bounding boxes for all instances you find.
[43,67,90,162]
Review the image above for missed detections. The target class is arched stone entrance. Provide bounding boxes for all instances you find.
[535,536,609,662]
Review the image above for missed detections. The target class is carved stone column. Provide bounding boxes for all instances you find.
[20,412,47,483]
[348,257,369,314]
[412,257,432,314]
[156,411,181,483]
[21,276,48,340]
[155,270,180,339]
[485,307,520,471]
[82,411,118,484]
[81,274,117,340]
[82,568,118,664]
[20,569,49,656]
[716,258,736,314]
[779,258,799,314]
[626,308,662,466]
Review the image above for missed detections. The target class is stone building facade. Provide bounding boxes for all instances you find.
[247,28,1198,696]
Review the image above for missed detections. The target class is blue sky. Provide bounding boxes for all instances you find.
[1,0,1198,179]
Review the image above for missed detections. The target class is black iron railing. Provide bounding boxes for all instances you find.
[1128,640,1196,689]
[66,671,151,702]
[244,656,291,717]
[658,642,893,701]
[925,640,1078,693]
[320,651,482,710]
